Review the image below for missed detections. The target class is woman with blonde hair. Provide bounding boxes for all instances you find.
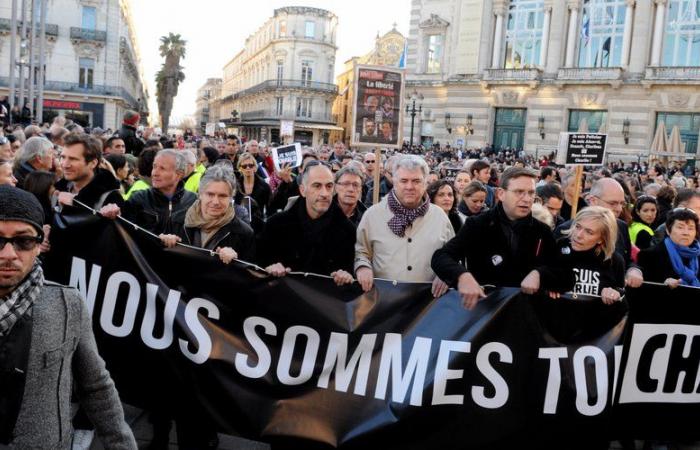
[537,206,625,304]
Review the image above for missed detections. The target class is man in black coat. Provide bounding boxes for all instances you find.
[259,161,356,286]
[116,110,144,156]
[100,149,196,236]
[54,133,123,212]
[432,167,567,309]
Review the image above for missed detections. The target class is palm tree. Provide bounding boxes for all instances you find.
[156,33,186,133]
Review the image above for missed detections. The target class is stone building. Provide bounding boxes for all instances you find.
[194,77,221,132]
[218,6,341,146]
[405,0,700,162]
[332,26,407,145]
[0,0,149,129]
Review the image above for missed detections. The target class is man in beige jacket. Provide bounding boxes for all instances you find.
[354,155,454,296]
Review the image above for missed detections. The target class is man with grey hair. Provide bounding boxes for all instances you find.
[355,154,454,296]
[13,136,55,188]
[334,163,367,227]
[23,124,43,139]
[100,149,196,235]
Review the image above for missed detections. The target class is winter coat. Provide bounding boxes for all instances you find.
[117,124,144,157]
[637,242,699,284]
[6,282,135,449]
[355,196,455,282]
[258,199,356,275]
[555,217,632,268]
[122,183,196,235]
[180,215,256,262]
[432,203,560,289]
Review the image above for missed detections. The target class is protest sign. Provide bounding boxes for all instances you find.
[271,142,302,171]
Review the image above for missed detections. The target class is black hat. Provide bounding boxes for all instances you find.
[0,185,45,236]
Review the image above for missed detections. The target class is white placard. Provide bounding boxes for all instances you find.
[271,143,303,171]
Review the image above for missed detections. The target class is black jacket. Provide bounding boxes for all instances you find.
[432,203,559,288]
[258,199,356,275]
[180,215,255,262]
[637,241,697,284]
[332,196,367,228]
[55,168,122,210]
[364,177,392,206]
[269,178,300,213]
[236,174,272,233]
[555,217,632,268]
[122,183,196,235]
[13,162,36,190]
[117,124,144,157]
[538,238,624,297]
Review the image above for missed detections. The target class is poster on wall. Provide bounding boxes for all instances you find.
[351,65,404,148]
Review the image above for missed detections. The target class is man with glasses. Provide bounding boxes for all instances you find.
[432,167,566,310]
[334,164,367,227]
[0,185,136,448]
[259,160,356,286]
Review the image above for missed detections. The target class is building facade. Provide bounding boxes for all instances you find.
[195,77,221,132]
[0,0,149,129]
[218,6,340,146]
[332,26,407,145]
[405,0,700,162]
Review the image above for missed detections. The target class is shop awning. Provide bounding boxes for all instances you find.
[296,123,345,131]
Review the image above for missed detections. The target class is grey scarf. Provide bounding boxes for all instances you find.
[0,263,43,336]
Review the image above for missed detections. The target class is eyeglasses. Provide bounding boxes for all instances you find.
[506,189,536,199]
[239,164,256,169]
[336,181,362,190]
[0,235,43,252]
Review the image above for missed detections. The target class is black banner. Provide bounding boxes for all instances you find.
[43,218,700,448]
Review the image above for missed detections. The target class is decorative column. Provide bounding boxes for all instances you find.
[539,3,553,67]
[564,0,581,68]
[650,0,667,66]
[621,0,635,67]
[491,2,508,69]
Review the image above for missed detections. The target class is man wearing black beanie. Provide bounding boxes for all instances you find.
[0,185,136,448]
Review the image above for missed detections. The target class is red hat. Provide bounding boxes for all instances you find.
[123,112,140,127]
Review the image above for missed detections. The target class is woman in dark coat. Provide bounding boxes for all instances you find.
[638,207,700,288]
[427,179,462,234]
[235,152,271,234]
[160,165,255,262]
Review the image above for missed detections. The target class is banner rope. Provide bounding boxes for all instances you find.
[70,199,700,296]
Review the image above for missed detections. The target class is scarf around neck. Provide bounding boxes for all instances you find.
[185,200,235,238]
[664,237,700,287]
[387,189,430,237]
[0,263,43,336]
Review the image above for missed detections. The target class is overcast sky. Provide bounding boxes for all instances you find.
[129,0,411,125]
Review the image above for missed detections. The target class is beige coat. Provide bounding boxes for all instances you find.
[354,197,455,282]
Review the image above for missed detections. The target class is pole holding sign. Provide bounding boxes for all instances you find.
[557,132,608,218]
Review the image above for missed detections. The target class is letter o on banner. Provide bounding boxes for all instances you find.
[100,271,141,337]
[277,325,321,385]
[573,346,608,416]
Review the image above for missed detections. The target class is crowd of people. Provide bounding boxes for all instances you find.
[1,109,699,449]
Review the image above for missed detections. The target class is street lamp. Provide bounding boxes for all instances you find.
[466,114,474,135]
[405,89,423,146]
[622,118,630,145]
[444,112,452,134]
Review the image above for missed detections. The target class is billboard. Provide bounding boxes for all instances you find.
[351,65,404,148]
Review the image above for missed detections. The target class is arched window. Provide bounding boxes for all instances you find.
[577,0,626,67]
[663,0,700,66]
[504,0,544,68]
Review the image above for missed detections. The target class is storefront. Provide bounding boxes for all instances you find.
[42,99,105,128]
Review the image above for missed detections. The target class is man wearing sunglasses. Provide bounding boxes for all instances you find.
[0,185,135,448]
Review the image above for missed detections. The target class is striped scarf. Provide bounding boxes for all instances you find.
[0,263,43,336]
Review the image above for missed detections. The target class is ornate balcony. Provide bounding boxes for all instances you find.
[644,67,700,85]
[70,27,107,44]
[556,67,623,87]
[0,19,58,39]
[481,68,542,89]
[232,79,338,100]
